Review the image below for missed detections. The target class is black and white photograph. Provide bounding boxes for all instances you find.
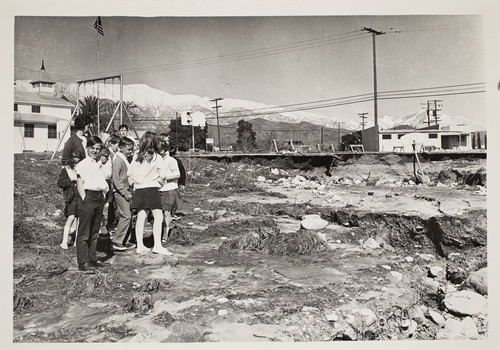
[6,0,500,344]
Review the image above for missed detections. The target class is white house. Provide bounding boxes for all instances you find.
[361,125,471,152]
[14,61,75,153]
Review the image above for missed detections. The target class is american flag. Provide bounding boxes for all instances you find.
[93,16,103,36]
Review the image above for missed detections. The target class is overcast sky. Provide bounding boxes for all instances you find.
[11,3,496,127]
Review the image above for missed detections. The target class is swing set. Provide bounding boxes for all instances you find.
[51,74,139,159]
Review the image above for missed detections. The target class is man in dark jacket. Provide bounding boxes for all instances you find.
[61,114,93,165]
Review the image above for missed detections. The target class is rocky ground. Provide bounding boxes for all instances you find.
[12,152,487,342]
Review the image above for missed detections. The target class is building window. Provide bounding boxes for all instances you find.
[14,103,18,111]
[428,134,438,139]
[32,105,41,113]
[382,134,392,140]
[24,124,34,138]
[48,125,57,139]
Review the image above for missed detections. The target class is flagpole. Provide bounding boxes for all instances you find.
[96,25,100,133]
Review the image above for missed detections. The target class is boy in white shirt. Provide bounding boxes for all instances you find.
[75,136,109,271]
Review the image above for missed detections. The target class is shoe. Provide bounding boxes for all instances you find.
[112,243,128,251]
[123,242,136,249]
[161,237,168,244]
[89,260,107,268]
[136,247,151,254]
[60,242,69,250]
[78,263,96,272]
[152,247,173,256]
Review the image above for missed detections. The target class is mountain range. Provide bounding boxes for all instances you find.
[14,80,486,133]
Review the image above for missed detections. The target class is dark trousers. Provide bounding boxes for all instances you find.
[76,190,105,265]
[107,201,117,229]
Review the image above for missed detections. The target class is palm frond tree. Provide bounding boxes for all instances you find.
[79,96,99,118]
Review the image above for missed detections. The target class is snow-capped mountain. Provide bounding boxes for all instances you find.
[391,109,485,133]
[14,80,485,132]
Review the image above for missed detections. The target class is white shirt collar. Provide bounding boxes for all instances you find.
[76,133,86,142]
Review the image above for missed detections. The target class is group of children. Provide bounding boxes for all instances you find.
[58,115,185,272]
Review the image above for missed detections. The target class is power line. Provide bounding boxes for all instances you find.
[21,31,369,80]
[15,22,481,82]
[205,88,484,120]
[213,82,485,118]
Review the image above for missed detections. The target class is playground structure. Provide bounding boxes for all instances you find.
[51,74,139,159]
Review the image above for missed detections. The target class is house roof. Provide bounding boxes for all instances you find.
[379,129,470,136]
[14,112,71,125]
[30,61,56,84]
[15,91,74,108]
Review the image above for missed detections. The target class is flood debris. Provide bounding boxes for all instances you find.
[13,154,488,342]
[13,289,33,311]
[219,225,329,256]
[67,270,120,298]
[123,292,154,314]
[153,311,176,327]
[167,226,194,245]
[138,279,165,293]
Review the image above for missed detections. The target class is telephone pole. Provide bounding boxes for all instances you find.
[210,98,223,150]
[358,112,368,130]
[421,100,432,127]
[320,126,324,151]
[175,111,179,146]
[363,27,385,151]
[433,99,442,125]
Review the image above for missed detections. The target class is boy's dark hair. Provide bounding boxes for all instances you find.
[87,135,103,148]
[119,136,134,148]
[118,124,129,131]
[74,114,93,131]
[108,133,121,145]
[159,140,170,152]
[65,150,81,169]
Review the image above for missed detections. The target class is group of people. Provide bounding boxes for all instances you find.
[57,113,186,272]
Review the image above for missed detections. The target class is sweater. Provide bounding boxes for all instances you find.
[112,152,133,200]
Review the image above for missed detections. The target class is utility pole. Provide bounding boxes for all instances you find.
[337,122,341,150]
[187,112,194,151]
[358,112,368,130]
[363,27,385,151]
[421,100,431,127]
[210,98,223,150]
[320,127,324,151]
[433,99,443,125]
[427,101,430,126]
[175,111,179,146]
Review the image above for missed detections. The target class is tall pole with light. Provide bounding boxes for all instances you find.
[187,112,195,151]
[363,27,385,152]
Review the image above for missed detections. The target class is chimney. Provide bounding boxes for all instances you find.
[41,60,45,70]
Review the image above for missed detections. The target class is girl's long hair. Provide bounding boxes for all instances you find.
[65,150,81,169]
[136,131,160,163]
